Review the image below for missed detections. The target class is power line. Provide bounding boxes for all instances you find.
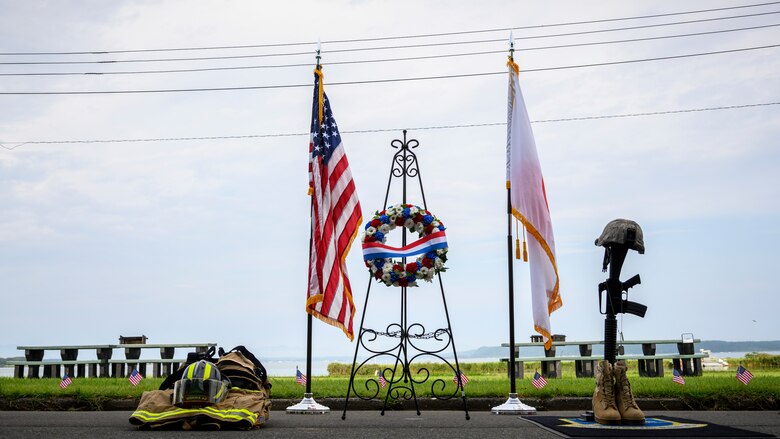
[2,10,779,66]
[4,23,778,77]
[2,102,777,149]
[1,1,778,55]
[1,44,777,95]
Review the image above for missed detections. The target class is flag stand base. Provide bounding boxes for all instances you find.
[491,393,536,415]
[286,393,330,414]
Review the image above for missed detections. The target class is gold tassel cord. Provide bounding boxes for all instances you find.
[514,218,521,260]
[522,224,528,262]
[314,67,324,125]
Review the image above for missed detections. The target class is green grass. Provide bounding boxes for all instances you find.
[2,367,778,403]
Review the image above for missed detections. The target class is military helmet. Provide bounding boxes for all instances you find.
[172,360,230,407]
[594,218,645,254]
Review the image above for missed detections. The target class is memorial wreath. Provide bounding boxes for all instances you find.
[361,203,448,287]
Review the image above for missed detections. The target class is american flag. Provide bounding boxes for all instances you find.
[307,67,362,341]
[59,373,72,389]
[378,375,387,389]
[128,368,143,386]
[736,365,753,385]
[296,368,307,386]
[453,371,469,387]
[532,371,548,389]
[672,368,685,385]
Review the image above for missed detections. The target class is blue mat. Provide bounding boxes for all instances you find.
[522,415,774,438]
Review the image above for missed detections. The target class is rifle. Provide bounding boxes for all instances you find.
[598,274,647,318]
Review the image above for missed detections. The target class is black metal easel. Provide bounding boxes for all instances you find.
[341,131,470,420]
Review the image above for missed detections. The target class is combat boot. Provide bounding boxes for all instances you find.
[592,360,621,425]
[613,360,645,425]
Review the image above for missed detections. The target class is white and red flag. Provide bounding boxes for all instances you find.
[506,59,562,350]
[307,67,362,340]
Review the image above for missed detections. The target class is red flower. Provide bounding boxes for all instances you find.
[422,258,433,268]
[424,224,434,234]
[395,217,405,226]
[374,270,383,279]
[393,264,403,272]
[398,278,408,287]
[365,235,376,243]
[405,262,418,273]
[370,219,382,227]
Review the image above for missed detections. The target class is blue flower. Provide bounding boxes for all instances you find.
[374,259,384,268]
[422,215,433,225]
[438,225,446,231]
[374,231,385,242]
[379,214,390,224]
[365,222,371,230]
[406,275,416,283]
[425,251,437,259]
[403,207,411,218]
[390,273,399,282]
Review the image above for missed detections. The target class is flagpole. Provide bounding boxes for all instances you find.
[287,39,330,415]
[492,33,536,415]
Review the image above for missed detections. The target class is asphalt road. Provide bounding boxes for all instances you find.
[1,410,778,438]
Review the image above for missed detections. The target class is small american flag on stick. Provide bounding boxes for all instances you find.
[672,368,685,385]
[296,367,307,385]
[736,365,753,385]
[532,370,548,389]
[452,371,469,387]
[60,373,72,389]
[128,368,143,386]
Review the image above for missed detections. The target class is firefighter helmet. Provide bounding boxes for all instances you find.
[172,360,230,407]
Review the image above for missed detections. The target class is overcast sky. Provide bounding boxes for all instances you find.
[1,1,778,362]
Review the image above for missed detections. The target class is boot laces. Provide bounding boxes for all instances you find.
[600,369,617,409]
[620,376,639,409]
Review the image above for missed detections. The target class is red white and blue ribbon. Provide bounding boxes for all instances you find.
[362,230,448,260]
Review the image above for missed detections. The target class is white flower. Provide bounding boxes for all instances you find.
[419,267,429,277]
[389,214,398,224]
[370,265,378,273]
[434,258,443,269]
[415,222,424,233]
[425,270,435,280]
[431,221,440,228]
[382,262,394,273]
[382,272,391,283]
[409,206,419,215]
[436,249,446,255]
[379,224,391,234]
[366,226,376,235]
[404,219,415,229]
